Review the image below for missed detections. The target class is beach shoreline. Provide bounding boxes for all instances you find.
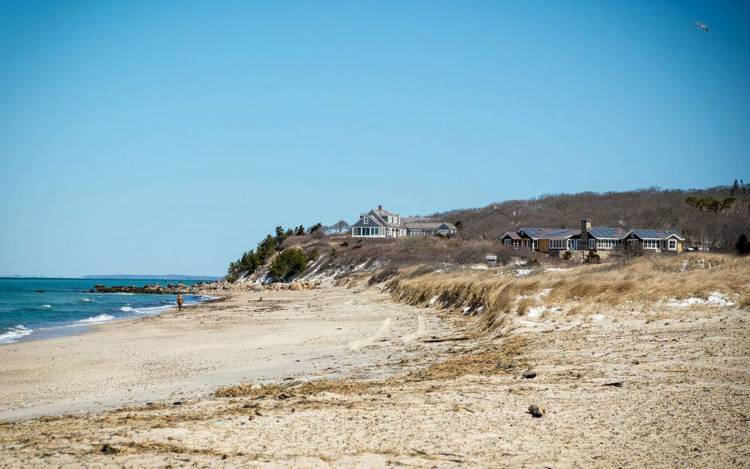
[0,281,748,466]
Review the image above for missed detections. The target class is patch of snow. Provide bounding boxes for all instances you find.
[514,269,533,277]
[429,295,439,306]
[591,314,605,321]
[527,306,546,318]
[665,292,735,307]
[470,264,488,270]
[544,267,569,272]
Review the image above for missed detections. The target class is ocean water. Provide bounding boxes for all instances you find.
[0,278,215,345]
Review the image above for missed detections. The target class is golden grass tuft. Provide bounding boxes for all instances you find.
[516,298,533,316]
[409,335,529,380]
[215,379,385,399]
[385,253,750,335]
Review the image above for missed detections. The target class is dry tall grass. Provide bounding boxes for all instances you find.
[385,254,750,336]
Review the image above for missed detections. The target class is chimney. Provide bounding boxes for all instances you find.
[378,204,383,210]
[580,219,591,250]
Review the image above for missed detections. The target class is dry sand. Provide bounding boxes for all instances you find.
[0,285,748,467]
[0,287,456,421]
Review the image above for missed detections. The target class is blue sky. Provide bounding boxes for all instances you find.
[1,1,748,276]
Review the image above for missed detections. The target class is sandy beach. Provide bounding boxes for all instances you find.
[1,283,749,467]
[0,286,456,421]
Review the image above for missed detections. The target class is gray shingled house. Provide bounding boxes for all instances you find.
[501,219,685,253]
[351,206,457,238]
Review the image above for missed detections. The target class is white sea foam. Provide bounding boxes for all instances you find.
[81,298,92,303]
[77,314,115,324]
[38,304,52,309]
[0,325,33,344]
[133,305,172,315]
[120,306,138,313]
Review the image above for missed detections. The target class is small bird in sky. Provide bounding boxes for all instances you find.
[695,21,710,33]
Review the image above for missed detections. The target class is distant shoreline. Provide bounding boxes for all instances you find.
[0,275,222,281]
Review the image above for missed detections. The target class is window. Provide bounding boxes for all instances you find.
[354,228,360,236]
[643,240,659,249]
[668,239,677,250]
[549,239,566,249]
[532,240,538,250]
[596,239,617,250]
[363,218,369,224]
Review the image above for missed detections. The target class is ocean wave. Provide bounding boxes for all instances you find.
[0,325,33,344]
[38,304,52,309]
[81,298,92,303]
[133,305,172,315]
[77,314,115,324]
[120,306,138,313]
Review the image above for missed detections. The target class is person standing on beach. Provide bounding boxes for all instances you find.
[177,293,184,312]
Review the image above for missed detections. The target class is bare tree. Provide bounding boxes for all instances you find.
[333,220,350,234]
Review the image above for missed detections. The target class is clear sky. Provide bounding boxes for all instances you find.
[1,1,748,277]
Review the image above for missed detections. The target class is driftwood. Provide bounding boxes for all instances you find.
[421,336,471,343]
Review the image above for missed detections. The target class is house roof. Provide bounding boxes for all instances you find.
[626,229,685,241]
[588,227,627,239]
[372,208,398,218]
[519,228,579,240]
[353,208,404,228]
[500,231,522,240]
[351,215,386,228]
[404,221,457,231]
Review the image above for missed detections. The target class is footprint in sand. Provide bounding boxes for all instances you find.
[401,314,426,343]
[348,318,393,351]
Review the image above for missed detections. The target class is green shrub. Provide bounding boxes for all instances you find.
[584,250,601,264]
[225,225,304,281]
[269,248,312,282]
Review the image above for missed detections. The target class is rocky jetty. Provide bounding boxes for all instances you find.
[92,283,197,295]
